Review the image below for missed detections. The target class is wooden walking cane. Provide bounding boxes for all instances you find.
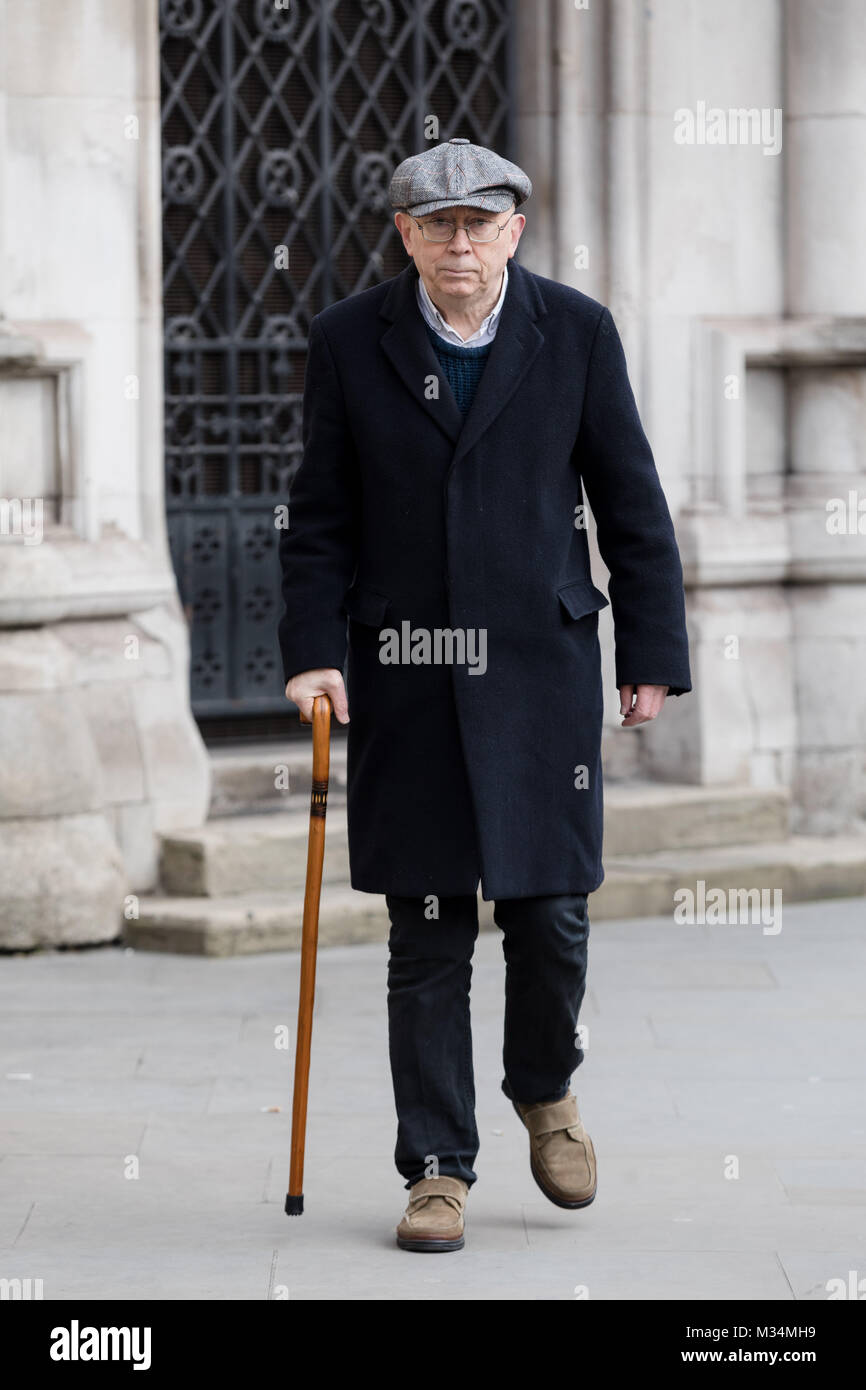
[285,692,332,1216]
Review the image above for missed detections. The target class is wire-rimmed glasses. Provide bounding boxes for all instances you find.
[412,209,516,243]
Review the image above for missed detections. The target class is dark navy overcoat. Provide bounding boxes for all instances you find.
[277,256,691,900]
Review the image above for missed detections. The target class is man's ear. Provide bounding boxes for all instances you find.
[394,211,413,256]
[508,212,527,255]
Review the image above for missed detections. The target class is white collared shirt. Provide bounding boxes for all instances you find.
[416,264,509,347]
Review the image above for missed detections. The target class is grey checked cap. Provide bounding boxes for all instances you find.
[388,137,531,218]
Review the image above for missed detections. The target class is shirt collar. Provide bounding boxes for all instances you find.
[416,264,509,345]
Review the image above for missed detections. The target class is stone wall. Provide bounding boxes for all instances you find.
[515,0,866,834]
[0,0,209,949]
[2,0,864,954]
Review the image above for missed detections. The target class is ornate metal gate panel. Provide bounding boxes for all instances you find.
[160,0,515,720]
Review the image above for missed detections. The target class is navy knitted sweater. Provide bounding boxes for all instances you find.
[423,320,494,416]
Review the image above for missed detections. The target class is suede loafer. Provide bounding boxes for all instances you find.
[396,1175,468,1252]
[511,1089,597,1209]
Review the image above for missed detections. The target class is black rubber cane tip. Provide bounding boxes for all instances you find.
[285,1193,304,1216]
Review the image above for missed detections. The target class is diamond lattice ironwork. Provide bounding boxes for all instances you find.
[160,0,514,717]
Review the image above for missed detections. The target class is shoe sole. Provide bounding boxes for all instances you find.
[396,1235,465,1252]
[511,1098,597,1210]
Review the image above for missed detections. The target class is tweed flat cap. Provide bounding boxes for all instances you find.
[389,137,532,218]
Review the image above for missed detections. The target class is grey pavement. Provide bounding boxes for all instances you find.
[1,897,865,1301]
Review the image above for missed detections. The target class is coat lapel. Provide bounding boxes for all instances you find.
[379,262,464,446]
[378,258,546,464]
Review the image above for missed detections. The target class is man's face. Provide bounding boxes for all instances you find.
[394,202,525,301]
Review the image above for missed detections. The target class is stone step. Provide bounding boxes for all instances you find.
[589,832,866,922]
[159,809,350,897]
[127,886,499,956]
[207,738,349,817]
[130,833,866,954]
[601,782,790,855]
[164,782,791,897]
[126,885,392,957]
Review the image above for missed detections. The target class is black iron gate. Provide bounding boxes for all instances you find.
[160,0,515,721]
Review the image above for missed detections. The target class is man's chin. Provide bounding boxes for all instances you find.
[436,271,477,289]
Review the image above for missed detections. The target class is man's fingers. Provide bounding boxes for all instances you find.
[296,696,315,724]
[285,669,350,725]
[330,698,350,725]
[619,683,667,726]
[319,676,349,725]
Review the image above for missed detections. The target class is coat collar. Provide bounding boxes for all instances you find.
[378,257,546,465]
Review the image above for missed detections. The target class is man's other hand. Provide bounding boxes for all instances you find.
[618,683,668,727]
[285,669,350,725]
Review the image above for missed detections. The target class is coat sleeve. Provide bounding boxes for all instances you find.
[276,314,360,685]
[574,306,692,697]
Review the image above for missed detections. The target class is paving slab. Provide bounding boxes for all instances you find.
[0,896,864,1300]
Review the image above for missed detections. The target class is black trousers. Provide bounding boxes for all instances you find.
[385,891,590,1190]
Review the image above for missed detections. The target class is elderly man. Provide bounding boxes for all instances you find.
[278,138,691,1252]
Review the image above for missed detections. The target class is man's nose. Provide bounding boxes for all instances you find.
[448,226,474,250]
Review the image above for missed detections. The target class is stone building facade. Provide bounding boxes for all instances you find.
[1,0,864,949]
[0,0,209,947]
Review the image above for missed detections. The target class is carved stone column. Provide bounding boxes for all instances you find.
[0,0,209,948]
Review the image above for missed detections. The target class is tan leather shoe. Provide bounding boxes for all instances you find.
[511,1090,597,1209]
[396,1176,468,1252]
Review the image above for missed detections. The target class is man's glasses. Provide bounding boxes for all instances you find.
[412,210,516,243]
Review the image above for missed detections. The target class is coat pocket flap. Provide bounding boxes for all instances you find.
[344,583,391,626]
[557,578,610,620]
